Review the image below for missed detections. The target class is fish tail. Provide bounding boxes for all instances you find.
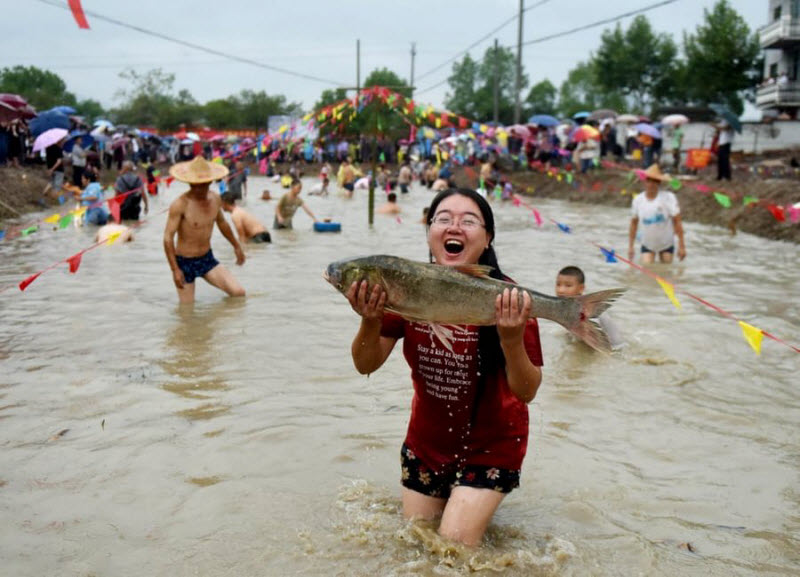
[568,288,627,353]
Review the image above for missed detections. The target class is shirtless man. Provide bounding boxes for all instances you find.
[220,193,271,244]
[164,157,246,304]
[376,192,402,215]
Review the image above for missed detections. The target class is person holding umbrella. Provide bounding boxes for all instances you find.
[628,164,686,264]
[713,120,734,181]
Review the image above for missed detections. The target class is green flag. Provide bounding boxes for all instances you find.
[59,214,73,229]
[743,195,758,206]
[21,225,38,236]
[669,178,682,191]
[713,192,731,208]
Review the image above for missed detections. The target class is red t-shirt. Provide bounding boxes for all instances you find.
[381,313,543,473]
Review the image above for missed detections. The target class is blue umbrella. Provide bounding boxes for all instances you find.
[572,111,590,120]
[62,131,94,153]
[47,105,77,115]
[29,110,71,137]
[634,123,661,139]
[709,103,742,134]
[528,114,560,127]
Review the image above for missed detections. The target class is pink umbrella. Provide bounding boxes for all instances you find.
[33,128,69,152]
[661,114,689,126]
[506,124,531,138]
[0,93,29,110]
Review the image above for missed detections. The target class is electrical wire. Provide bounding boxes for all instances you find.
[416,0,680,95]
[414,0,553,83]
[34,0,345,86]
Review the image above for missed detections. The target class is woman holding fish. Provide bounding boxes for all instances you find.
[344,188,544,547]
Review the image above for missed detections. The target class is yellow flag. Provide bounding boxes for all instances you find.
[435,117,441,128]
[656,277,681,309]
[106,231,121,245]
[278,125,288,134]
[738,321,763,355]
[557,174,562,182]
[479,124,488,133]
[302,113,312,122]
[73,208,87,218]
[44,214,61,224]
[621,188,627,195]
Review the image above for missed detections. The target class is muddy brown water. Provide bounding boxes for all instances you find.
[1,176,798,576]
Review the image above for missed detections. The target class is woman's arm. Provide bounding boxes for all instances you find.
[347,280,396,375]
[496,288,542,403]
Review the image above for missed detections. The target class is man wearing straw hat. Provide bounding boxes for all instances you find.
[628,164,686,264]
[164,156,246,303]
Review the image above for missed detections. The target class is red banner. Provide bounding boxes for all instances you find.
[68,0,90,29]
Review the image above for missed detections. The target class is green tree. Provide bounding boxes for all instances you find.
[76,98,105,122]
[203,97,241,129]
[0,65,76,111]
[364,68,411,96]
[314,88,349,112]
[445,46,528,124]
[237,89,302,132]
[112,68,183,128]
[683,0,760,114]
[524,79,557,117]
[557,60,627,118]
[593,16,680,112]
[444,53,479,119]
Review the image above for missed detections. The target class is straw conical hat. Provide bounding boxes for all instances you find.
[643,163,669,182]
[169,156,229,184]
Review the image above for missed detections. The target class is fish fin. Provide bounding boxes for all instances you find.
[429,323,455,353]
[452,264,494,279]
[568,288,627,353]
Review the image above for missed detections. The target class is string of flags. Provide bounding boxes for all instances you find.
[509,192,800,356]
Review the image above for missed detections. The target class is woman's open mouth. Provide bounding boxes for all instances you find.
[444,240,464,254]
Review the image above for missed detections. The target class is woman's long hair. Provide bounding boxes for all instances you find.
[426,188,506,379]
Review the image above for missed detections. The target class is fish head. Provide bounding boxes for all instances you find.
[324,257,380,294]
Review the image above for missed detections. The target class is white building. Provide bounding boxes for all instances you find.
[757,1,800,116]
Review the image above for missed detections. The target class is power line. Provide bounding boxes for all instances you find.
[416,0,680,96]
[414,0,553,83]
[523,0,679,46]
[34,0,344,86]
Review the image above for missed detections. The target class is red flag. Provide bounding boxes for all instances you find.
[165,176,175,188]
[767,204,786,222]
[107,196,121,223]
[532,209,543,226]
[68,0,90,29]
[67,253,82,274]
[458,117,469,129]
[19,272,42,291]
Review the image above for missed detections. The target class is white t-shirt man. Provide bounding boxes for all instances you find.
[631,190,680,253]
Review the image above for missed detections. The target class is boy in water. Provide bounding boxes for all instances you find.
[556,266,624,350]
[220,193,271,244]
[163,157,246,304]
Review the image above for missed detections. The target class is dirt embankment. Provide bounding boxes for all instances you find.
[2,162,799,243]
[454,165,800,244]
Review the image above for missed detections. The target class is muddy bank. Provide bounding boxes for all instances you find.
[454,165,800,244]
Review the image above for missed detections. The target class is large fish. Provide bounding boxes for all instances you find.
[324,254,626,353]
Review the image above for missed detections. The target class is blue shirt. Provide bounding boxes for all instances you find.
[81,182,104,207]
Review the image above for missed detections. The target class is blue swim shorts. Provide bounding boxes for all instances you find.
[176,250,219,283]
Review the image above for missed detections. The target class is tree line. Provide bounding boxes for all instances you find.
[0,0,759,131]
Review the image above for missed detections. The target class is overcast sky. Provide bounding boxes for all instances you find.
[7,0,766,116]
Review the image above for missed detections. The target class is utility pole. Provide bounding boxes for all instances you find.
[410,42,416,99]
[356,39,361,108]
[514,0,524,124]
[493,38,499,125]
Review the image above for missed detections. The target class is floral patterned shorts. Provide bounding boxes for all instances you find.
[400,443,520,499]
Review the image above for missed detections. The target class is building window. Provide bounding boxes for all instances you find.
[770,63,779,78]
[774,5,782,20]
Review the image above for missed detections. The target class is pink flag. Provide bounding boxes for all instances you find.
[532,209,543,226]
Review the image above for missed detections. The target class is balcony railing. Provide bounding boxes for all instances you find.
[757,81,800,108]
[759,15,800,48]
